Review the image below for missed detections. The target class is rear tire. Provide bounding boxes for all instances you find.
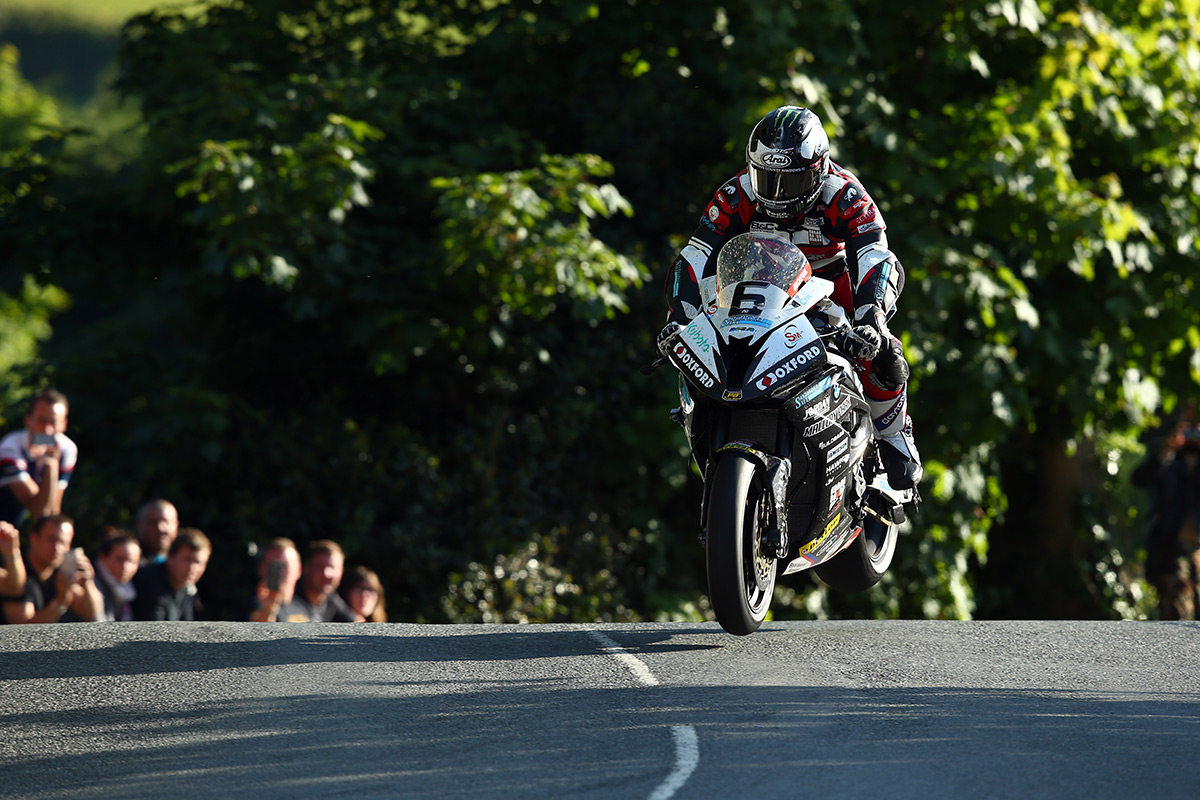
[706,454,776,635]
[815,516,897,593]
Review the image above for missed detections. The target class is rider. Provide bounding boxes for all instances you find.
[659,105,922,489]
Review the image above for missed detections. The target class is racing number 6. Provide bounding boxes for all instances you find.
[730,281,769,316]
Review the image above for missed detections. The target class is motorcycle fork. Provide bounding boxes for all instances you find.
[697,408,794,556]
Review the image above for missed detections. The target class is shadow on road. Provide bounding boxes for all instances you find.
[0,625,720,680]
[3,623,1199,798]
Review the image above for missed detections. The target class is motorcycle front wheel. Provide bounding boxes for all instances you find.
[705,453,776,635]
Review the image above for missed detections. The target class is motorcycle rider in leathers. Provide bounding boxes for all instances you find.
[659,105,923,489]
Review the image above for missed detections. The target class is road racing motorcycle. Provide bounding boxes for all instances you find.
[653,231,917,635]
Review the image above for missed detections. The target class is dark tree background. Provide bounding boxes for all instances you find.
[2,0,1197,621]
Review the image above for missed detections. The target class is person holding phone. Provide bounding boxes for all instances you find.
[0,514,102,624]
[0,520,26,597]
[247,537,303,622]
[0,389,78,528]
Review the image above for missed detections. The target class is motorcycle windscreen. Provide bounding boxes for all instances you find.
[714,232,812,306]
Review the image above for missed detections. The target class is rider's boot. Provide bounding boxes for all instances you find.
[865,385,922,490]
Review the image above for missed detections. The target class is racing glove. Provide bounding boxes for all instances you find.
[656,321,684,358]
[852,303,910,391]
[837,325,882,361]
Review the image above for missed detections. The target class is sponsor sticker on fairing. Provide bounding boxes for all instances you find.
[805,397,831,419]
[796,375,834,405]
[684,324,711,353]
[721,316,772,329]
[755,345,821,391]
[783,325,808,349]
[829,482,845,512]
[799,513,842,556]
[826,438,849,460]
[673,343,716,388]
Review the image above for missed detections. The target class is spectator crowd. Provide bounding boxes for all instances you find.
[0,390,388,624]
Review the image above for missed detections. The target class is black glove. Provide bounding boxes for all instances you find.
[656,321,683,358]
[838,325,882,360]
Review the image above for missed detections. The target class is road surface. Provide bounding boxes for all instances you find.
[2,621,1198,798]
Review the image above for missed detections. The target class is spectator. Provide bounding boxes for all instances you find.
[132,527,210,621]
[340,565,388,622]
[1134,416,1200,619]
[247,537,303,622]
[0,520,25,597]
[276,539,356,622]
[1,514,102,623]
[135,499,179,565]
[94,528,141,621]
[0,389,78,528]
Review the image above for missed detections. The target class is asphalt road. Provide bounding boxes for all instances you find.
[2,621,1198,799]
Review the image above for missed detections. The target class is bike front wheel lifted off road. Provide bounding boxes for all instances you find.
[705,453,776,635]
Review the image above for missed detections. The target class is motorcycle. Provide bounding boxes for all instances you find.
[653,231,917,635]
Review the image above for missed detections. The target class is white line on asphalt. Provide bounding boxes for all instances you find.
[589,630,659,685]
[588,630,700,800]
[649,726,700,800]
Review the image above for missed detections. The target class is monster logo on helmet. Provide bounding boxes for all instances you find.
[746,106,831,220]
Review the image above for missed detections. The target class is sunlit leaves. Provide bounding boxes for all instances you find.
[432,154,644,328]
[171,111,381,286]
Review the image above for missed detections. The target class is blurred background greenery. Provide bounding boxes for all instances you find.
[2,0,1197,623]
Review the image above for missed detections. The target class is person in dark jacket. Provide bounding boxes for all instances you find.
[276,539,356,622]
[132,528,210,621]
[94,529,141,621]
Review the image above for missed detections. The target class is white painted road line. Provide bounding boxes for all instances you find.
[589,630,660,686]
[649,726,700,800]
[588,630,700,799]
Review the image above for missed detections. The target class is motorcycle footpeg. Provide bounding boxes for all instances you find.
[864,487,906,525]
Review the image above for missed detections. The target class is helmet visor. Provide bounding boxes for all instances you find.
[748,163,823,206]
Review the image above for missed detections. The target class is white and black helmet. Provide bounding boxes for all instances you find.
[745,106,830,220]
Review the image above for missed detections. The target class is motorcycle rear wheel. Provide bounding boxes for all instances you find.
[814,516,897,593]
[705,454,776,635]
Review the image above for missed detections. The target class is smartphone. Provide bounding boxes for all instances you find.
[266,559,283,591]
[60,547,83,579]
[31,433,57,447]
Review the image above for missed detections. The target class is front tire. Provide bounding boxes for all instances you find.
[705,454,776,635]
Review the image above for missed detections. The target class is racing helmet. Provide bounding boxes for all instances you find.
[745,106,830,220]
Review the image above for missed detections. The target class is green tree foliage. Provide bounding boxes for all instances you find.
[1,0,1197,621]
[0,44,72,415]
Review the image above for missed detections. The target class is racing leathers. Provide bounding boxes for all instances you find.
[664,162,922,489]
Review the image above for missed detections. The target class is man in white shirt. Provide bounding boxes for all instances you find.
[0,390,78,528]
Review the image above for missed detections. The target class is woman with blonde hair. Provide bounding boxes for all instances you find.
[340,565,387,622]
